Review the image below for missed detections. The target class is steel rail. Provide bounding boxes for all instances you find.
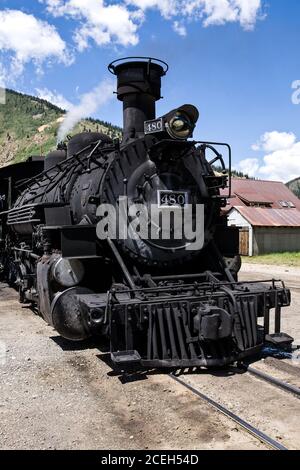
[170,373,288,451]
[241,364,300,398]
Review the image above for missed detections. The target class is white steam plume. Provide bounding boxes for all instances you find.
[57,79,115,142]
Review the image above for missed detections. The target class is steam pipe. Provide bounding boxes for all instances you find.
[122,93,156,139]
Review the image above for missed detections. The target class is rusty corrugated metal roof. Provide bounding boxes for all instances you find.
[234,192,273,205]
[223,179,300,211]
[230,206,300,227]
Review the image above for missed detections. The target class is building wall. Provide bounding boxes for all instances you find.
[253,227,300,255]
[227,209,253,256]
[228,209,300,255]
[228,209,251,229]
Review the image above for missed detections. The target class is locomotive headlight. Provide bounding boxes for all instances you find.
[144,104,199,140]
[165,105,199,140]
[167,113,193,140]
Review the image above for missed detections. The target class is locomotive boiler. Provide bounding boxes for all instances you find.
[0,58,293,368]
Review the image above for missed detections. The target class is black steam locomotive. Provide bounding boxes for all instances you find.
[0,58,293,368]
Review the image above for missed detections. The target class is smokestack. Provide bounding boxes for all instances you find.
[108,57,168,143]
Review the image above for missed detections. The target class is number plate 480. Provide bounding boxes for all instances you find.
[144,118,164,135]
[158,190,189,208]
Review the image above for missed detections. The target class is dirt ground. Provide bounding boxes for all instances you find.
[240,263,300,343]
[0,263,299,450]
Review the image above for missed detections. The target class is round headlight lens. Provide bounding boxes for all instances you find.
[167,113,193,139]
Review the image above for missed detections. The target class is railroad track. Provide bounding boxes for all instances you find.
[170,373,288,450]
[170,356,300,450]
[240,363,300,398]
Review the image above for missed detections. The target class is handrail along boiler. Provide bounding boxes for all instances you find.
[0,58,293,368]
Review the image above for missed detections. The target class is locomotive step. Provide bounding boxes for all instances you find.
[265,333,294,348]
[111,351,142,364]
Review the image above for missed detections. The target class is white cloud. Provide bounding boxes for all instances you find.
[57,79,114,142]
[173,21,187,37]
[127,0,263,30]
[36,88,73,110]
[40,0,264,53]
[252,131,296,152]
[126,0,176,19]
[258,143,300,182]
[0,10,72,79]
[236,158,259,177]
[235,0,264,31]
[0,1,264,82]
[238,131,300,183]
[41,0,141,50]
[200,0,263,30]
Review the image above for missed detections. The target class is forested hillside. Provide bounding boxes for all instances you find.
[0,89,121,166]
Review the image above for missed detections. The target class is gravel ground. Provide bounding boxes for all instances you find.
[0,263,299,450]
[240,263,300,345]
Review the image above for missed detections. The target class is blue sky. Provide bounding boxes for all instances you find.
[0,0,300,182]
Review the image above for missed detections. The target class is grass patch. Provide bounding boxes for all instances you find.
[243,252,300,267]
